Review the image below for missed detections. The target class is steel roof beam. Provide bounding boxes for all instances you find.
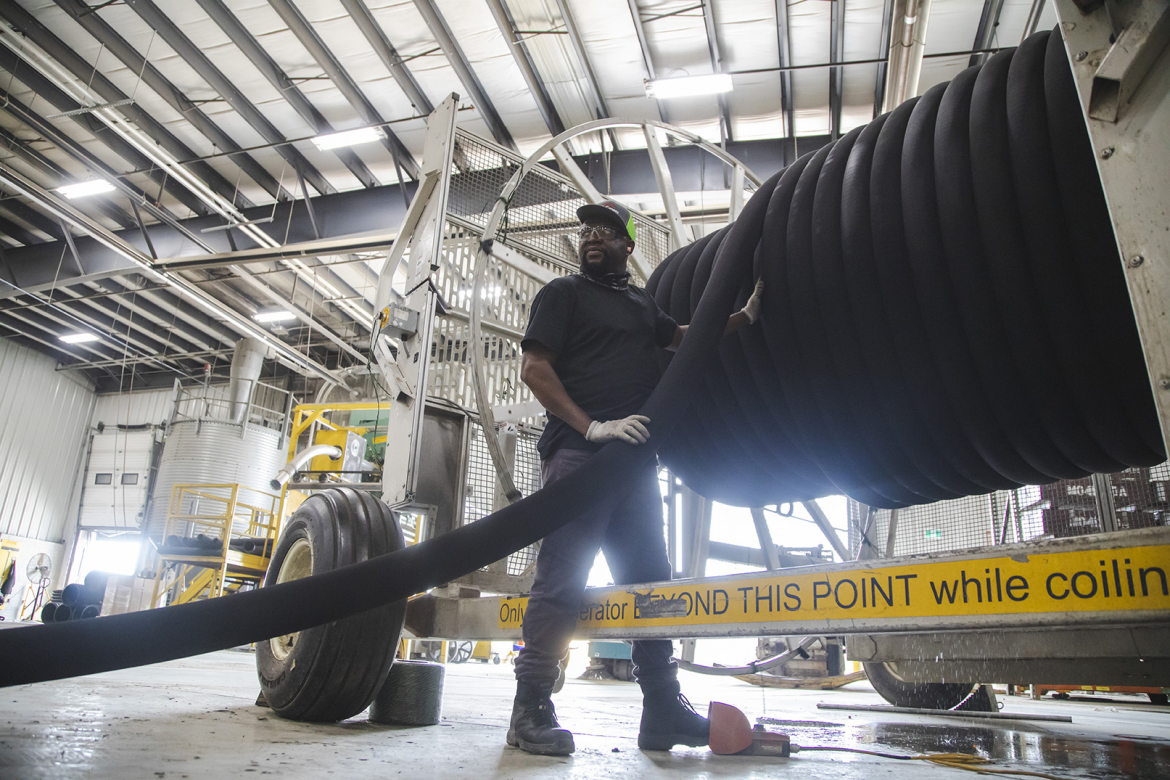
[775,0,795,136]
[411,0,516,150]
[698,0,733,144]
[626,0,669,123]
[0,86,214,244]
[0,307,117,366]
[0,200,64,242]
[0,126,137,230]
[829,0,845,139]
[0,6,254,212]
[128,286,238,349]
[123,0,335,197]
[551,0,620,149]
[0,289,164,368]
[486,0,566,139]
[0,213,41,246]
[50,0,291,203]
[340,0,434,116]
[0,162,342,383]
[67,284,219,353]
[969,0,1005,67]
[51,294,190,357]
[0,54,211,218]
[190,0,380,189]
[266,0,420,180]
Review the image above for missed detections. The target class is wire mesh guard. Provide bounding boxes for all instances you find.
[848,463,1169,559]
[463,423,543,576]
[446,129,674,279]
[418,127,678,582]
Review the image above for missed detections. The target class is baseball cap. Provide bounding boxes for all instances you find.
[577,200,636,242]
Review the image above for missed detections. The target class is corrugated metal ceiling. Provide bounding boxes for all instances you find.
[0,0,1059,391]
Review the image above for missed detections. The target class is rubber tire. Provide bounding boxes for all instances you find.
[450,641,473,664]
[864,661,975,710]
[256,488,407,722]
[369,660,445,726]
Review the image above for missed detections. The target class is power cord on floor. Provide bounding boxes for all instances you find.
[791,745,1068,780]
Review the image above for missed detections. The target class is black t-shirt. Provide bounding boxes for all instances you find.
[522,274,678,458]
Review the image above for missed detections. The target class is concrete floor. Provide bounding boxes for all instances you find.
[2,646,1168,779]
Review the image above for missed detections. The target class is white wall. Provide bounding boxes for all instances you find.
[92,386,176,429]
[0,338,97,606]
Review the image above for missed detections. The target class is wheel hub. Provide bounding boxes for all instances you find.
[270,538,313,661]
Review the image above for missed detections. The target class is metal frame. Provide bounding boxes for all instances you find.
[1054,0,1170,450]
[149,482,283,609]
[364,106,758,593]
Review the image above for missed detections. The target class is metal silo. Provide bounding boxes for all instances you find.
[144,339,288,540]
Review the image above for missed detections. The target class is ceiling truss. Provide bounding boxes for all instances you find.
[0,0,1055,392]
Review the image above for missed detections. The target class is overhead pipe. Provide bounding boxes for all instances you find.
[271,445,344,491]
[882,0,933,114]
[228,338,269,424]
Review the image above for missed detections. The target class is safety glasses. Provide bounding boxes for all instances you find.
[577,224,621,242]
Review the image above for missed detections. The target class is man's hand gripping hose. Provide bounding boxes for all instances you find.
[586,415,652,445]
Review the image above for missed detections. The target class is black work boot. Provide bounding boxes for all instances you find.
[506,680,575,756]
[637,681,710,751]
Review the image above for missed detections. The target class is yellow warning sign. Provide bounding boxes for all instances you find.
[497,543,1170,630]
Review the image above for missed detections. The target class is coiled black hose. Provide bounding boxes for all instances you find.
[647,29,1163,509]
[0,30,1162,688]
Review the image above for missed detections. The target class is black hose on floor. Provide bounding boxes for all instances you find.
[0,29,1161,688]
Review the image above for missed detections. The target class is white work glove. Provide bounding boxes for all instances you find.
[740,278,765,324]
[586,415,651,445]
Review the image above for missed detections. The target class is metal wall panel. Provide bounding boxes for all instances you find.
[92,388,175,429]
[0,338,96,543]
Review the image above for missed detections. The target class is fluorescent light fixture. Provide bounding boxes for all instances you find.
[254,309,297,324]
[56,180,116,199]
[60,332,100,344]
[645,74,733,100]
[311,127,385,151]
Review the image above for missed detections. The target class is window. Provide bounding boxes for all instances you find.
[94,473,112,485]
[121,473,139,486]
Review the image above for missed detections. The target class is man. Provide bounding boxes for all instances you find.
[507,200,764,756]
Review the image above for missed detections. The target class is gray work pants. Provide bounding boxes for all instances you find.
[513,446,677,691]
